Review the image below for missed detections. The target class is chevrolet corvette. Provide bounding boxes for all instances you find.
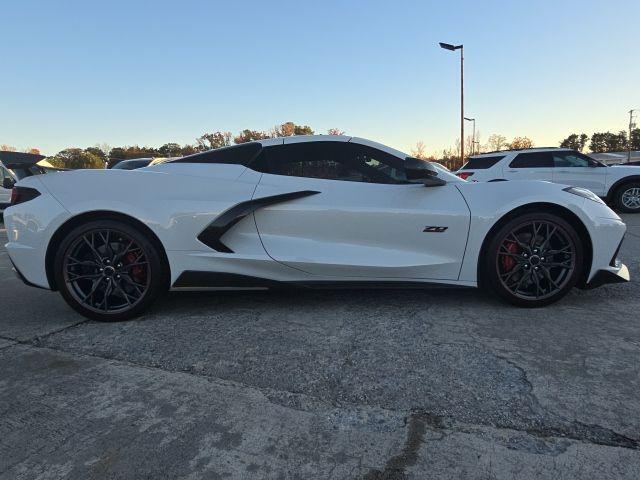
[3,135,629,320]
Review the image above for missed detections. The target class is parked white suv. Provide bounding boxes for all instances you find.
[457,148,640,212]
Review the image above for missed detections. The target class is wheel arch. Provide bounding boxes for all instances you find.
[45,210,171,291]
[607,175,640,202]
[477,202,593,288]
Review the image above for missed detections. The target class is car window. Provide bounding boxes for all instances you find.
[253,142,408,184]
[173,142,262,165]
[0,166,13,184]
[461,155,505,170]
[509,152,553,168]
[553,152,592,168]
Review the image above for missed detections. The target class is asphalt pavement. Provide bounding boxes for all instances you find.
[1,215,639,479]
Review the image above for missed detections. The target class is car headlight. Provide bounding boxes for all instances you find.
[563,186,605,204]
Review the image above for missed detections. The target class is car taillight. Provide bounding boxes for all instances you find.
[10,186,40,206]
[456,172,474,180]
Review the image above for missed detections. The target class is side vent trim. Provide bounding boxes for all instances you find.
[197,190,320,253]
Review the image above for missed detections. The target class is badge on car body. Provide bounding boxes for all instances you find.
[423,226,448,233]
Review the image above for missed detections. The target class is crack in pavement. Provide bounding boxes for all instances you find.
[360,408,640,480]
[0,318,90,346]
[363,411,444,480]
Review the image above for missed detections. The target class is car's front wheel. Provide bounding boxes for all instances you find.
[483,213,583,307]
[614,182,640,213]
[54,219,166,321]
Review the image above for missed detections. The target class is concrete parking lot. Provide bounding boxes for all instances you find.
[0,215,639,479]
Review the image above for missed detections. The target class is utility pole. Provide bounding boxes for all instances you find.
[460,47,464,167]
[439,42,464,168]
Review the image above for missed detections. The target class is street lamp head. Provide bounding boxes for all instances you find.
[439,42,462,51]
[464,117,475,121]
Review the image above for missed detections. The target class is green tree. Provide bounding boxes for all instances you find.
[630,128,640,151]
[606,131,628,152]
[196,131,232,151]
[590,132,607,153]
[50,148,103,169]
[106,146,158,166]
[158,143,183,157]
[559,133,589,151]
[233,129,270,144]
[85,146,107,162]
[180,144,198,156]
[591,131,628,153]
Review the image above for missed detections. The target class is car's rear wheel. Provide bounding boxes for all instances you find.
[614,182,640,213]
[54,219,165,321]
[484,213,583,307]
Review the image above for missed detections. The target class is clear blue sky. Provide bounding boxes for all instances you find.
[2,0,638,156]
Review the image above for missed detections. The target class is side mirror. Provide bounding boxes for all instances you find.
[404,157,447,186]
[2,177,15,189]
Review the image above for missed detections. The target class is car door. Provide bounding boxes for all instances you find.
[251,140,470,280]
[504,151,554,181]
[552,151,607,196]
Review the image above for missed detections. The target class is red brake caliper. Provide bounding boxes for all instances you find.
[125,252,145,283]
[500,241,519,271]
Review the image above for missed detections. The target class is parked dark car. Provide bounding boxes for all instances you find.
[110,158,153,170]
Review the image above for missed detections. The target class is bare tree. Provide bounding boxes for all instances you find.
[486,134,507,152]
[0,144,17,152]
[327,128,345,136]
[508,136,534,150]
[411,141,428,159]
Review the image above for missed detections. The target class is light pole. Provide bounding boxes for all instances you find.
[439,42,464,167]
[629,109,637,163]
[464,117,475,155]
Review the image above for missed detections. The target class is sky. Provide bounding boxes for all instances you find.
[1,0,639,156]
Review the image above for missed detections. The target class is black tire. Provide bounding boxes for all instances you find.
[614,182,640,213]
[483,212,583,307]
[54,219,166,321]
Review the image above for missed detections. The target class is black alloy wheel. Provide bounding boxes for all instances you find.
[484,213,583,307]
[54,219,165,321]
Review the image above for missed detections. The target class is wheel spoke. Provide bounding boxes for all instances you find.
[544,260,572,268]
[531,270,542,298]
[540,266,560,290]
[546,245,572,256]
[530,222,542,247]
[539,225,557,250]
[507,233,529,250]
[82,234,103,262]
[113,281,135,305]
[66,273,102,283]
[81,277,104,305]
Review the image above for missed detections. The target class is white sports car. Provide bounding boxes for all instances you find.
[3,135,630,321]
